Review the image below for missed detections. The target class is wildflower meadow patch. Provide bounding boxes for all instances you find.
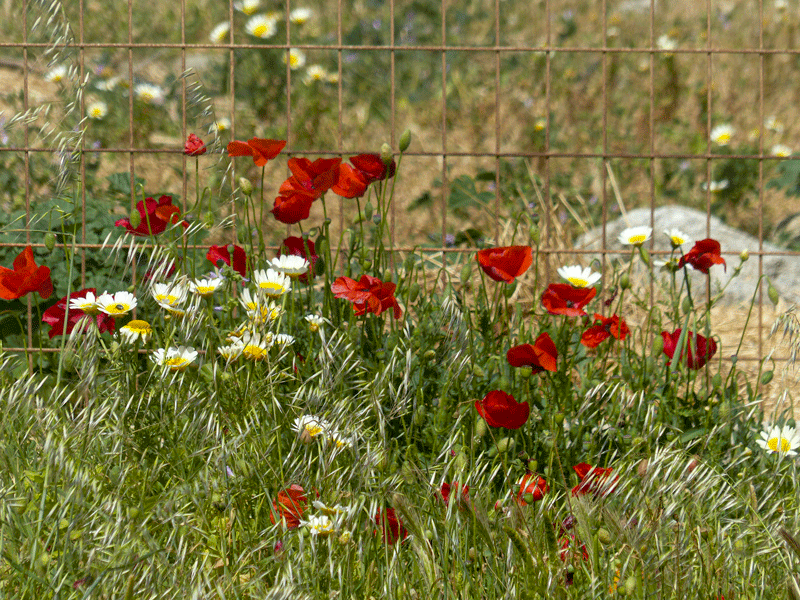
[2,1,800,598]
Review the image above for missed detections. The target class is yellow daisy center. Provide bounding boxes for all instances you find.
[259,282,287,297]
[166,357,189,370]
[252,24,267,36]
[568,277,588,287]
[671,236,685,245]
[716,133,731,144]
[628,235,647,244]
[106,303,132,315]
[195,286,215,296]
[126,320,151,334]
[768,436,791,453]
[305,424,324,437]
[243,345,268,361]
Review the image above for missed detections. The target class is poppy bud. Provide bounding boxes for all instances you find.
[651,334,663,357]
[767,278,779,305]
[681,296,692,315]
[239,177,253,196]
[408,283,421,302]
[528,459,538,472]
[380,143,393,166]
[44,232,56,252]
[711,372,722,388]
[597,528,612,545]
[468,547,477,562]
[475,416,487,437]
[761,370,774,385]
[619,273,630,289]
[399,129,412,152]
[363,201,373,221]
[460,262,472,283]
[129,208,142,230]
[529,224,540,245]
[495,437,514,454]
[624,575,637,596]
[638,245,650,266]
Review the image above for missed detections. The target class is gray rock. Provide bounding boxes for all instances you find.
[576,206,800,305]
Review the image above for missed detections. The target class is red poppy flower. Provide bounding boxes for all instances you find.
[559,533,590,562]
[184,133,206,156]
[270,484,307,529]
[332,163,369,198]
[374,507,408,544]
[0,246,53,301]
[349,153,396,183]
[571,462,618,498]
[678,238,726,274]
[207,244,247,278]
[541,283,596,317]
[115,195,187,237]
[440,482,471,509]
[475,390,530,429]
[331,274,402,319]
[227,137,286,167]
[516,473,548,505]
[506,332,558,374]
[280,236,318,283]
[42,288,115,338]
[580,313,630,348]
[661,329,717,369]
[476,246,533,283]
[271,192,316,225]
[283,157,342,199]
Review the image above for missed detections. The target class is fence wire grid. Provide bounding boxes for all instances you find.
[1,0,800,380]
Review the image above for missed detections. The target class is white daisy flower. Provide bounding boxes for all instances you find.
[664,228,691,248]
[293,415,330,439]
[303,65,328,85]
[151,345,198,371]
[152,282,188,306]
[302,514,336,537]
[245,14,278,39]
[210,117,231,136]
[95,76,121,91]
[209,22,231,44]
[96,291,138,317]
[45,65,69,83]
[326,72,339,84]
[240,332,272,361]
[710,124,734,146]
[189,278,223,298]
[618,225,652,246]
[239,288,261,312]
[756,425,800,457]
[248,302,283,326]
[305,314,326,332]
[69,290,100,315]
[654,257,680,272]
[218,342,244,363]
[119,319,153,344]
[270,255,309,278]
[234,0,260,14]
[312,501,350,518]
[134,83,165,105]
[556,265,601,288]
[289,7,313,24]
[284,48,306,70]
[701,180,729,192]
[771,144,792,158]
[253,268,291,298]
[87,101,108,120]
[765,115,784,134]
[274,333,294,347]
[328,430,352,450]
[656,34,677,52]
[775,0,788,10]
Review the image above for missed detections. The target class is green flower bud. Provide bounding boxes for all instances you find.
[529,224,540,245]
[597,528,612,545]
[475,416,487,438]
[651,334,664,357]
[761,370,774,385]
[619,273,631,290]
[363,201,373,221]
[408,283,421,302]
[681,295,692,315]
[239,177,253,196]
[638,245,651,267]
[380,143,393,166]
[202,211,215,228]
[129,208,142,230]
[43,232,56,252]
[624,575,637,596]
[423,349,436,362]
[455,452,468,471]
[460,262,472,283]
[767,278,779,306]
[399,129,412,153]
[527,459,538,472]
[739,248,749,262]
[495,437,514,454]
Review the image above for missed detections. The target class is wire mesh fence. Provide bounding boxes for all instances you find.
[1,0,799,377]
